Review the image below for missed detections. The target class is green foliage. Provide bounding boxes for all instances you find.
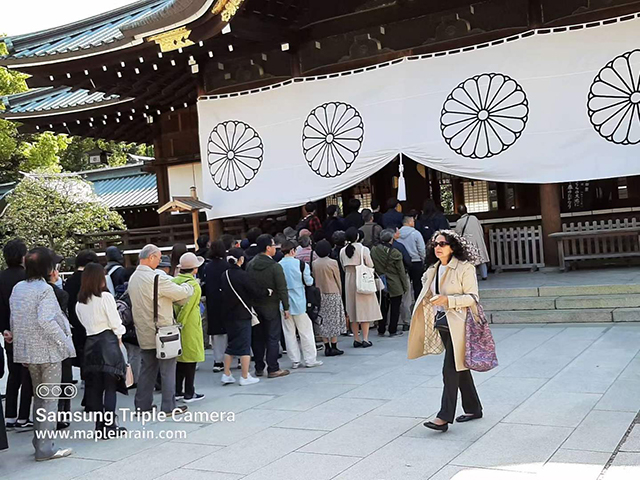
[19,131,69,172]
[0,168,126,257]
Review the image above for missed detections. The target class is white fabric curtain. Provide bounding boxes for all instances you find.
[198,15,640,220]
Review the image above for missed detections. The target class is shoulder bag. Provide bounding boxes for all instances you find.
[154,274,183,360]
[226,270,260,327]
[299,260,322,324]
[355,246,377,294]
[464,294,498,371]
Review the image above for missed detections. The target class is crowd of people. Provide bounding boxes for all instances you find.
[0,197,491,459]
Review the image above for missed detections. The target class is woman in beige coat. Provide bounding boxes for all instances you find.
[340,227,383,348]
[407,230,482,432]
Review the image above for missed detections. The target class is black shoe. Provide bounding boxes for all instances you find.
[15,420,34,431]
[213,362,224,373]
[5,421,16,430]
[353,340,363,348]
[389,331,404,337]
[456,413,483,423]
[377,332,386,337]
[362,340,373,348]
[57,422,70,431]
[255,369,264,377]
[424,421,448,432]
[331,344,344,355]
[402,324,410,331]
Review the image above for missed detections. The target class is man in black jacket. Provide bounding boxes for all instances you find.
[246,234,290,378]
[0,239,32,430]
[382,198,404,230]
[105,246,127,295]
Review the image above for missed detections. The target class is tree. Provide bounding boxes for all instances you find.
[0,167,126,257]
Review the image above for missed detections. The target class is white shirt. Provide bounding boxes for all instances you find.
[75,292,126,337]
[430,264,447,313]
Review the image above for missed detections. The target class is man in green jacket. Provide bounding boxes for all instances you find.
[173,253,205,403]
[371,229,410,337]
[246,234,290,378]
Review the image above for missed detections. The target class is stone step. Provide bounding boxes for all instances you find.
[490,309,614,324]
[613,308,640,322]
[479,284,640,299]
[482,296,557,311]
[556,294,640,309]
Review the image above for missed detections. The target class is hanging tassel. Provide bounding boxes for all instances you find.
[397,154,407,201]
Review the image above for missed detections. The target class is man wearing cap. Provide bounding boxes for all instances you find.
[105,246,127,296]
[173,253,206,403]
[128,244,194,415]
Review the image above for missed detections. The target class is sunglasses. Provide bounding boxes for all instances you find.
[433,241,450,248]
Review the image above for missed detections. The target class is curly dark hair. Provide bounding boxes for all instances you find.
[425,230,472,266]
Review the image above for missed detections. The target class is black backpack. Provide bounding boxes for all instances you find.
[299,259,322,324]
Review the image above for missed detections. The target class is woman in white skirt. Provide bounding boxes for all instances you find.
[340,227,382,348]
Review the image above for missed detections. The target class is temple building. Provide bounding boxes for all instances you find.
[2,0,640,269]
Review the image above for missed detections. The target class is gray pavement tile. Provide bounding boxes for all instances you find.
[427,465,536,480]
[503,391,602,427]
[451,423,574,473]
[602,452,640,480]
[595,377,640,412]
[371,386,443,418]
[241,452,360,480]
[185,427,325,475]
[475,376,547,406]
[333,436,469,480]
[620,425,640,452]
[275,397,385,431]
[403,403,516,443]
[0,457,108,480]
[538,448,610,480]
[175,393,277,420]
[256,383,357,411]
[313,365,396,385]
[340,371,432,401]
[563,410,637,452]
[172,408,297,446]
[298,413,421,457]
[85,441,220,480]
[154,470,243,480]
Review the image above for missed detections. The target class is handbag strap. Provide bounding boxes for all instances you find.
[226,270,253,316]
[461,216,471,236]
[153,274,159,331]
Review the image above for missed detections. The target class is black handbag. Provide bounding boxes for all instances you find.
[433,265,449,332]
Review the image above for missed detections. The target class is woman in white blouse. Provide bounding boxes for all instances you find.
[75,263,127,438]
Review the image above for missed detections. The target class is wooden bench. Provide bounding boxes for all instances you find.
[549,227,640,271]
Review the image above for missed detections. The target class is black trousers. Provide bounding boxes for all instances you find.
[58,358,73,414]
[4,343,33,420]
[85,372,118,428]
[437,330,482,424]
[252,306,282,373]
[378,295,402,335]
[176,362,197,398]
[408,261,424,301]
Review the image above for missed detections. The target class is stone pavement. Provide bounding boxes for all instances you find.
[1,323,640,480]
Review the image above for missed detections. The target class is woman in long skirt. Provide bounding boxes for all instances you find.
[312,240,345,356]
[339,228,382,348]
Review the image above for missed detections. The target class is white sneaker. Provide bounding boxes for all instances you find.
[305,360,323,368]
[292,362,301,369]
[239,374,260,386]
[221,374,236,385]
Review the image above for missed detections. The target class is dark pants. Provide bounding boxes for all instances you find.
[85,372,118,428]
[135,349,177,414]
[408,261,424,301]
[0,387,7,450]
[378,295,402,335]
[4,343,33,421]
[437,330,482,424]
[58,358,73,414]
[252,306,282,373]
[176,362,196,398]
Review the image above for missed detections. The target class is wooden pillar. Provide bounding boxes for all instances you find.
[452,177,465,213]
[429,168,441,208]
[191,210,200,244]
[208,219,223,240]
[540,183,562,267]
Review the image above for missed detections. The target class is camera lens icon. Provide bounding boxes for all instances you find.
[36,383,78,400]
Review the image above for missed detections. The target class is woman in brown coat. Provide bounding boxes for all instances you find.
[312,240,345,356]
[340,227,382,348]
[408,230,482,432]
